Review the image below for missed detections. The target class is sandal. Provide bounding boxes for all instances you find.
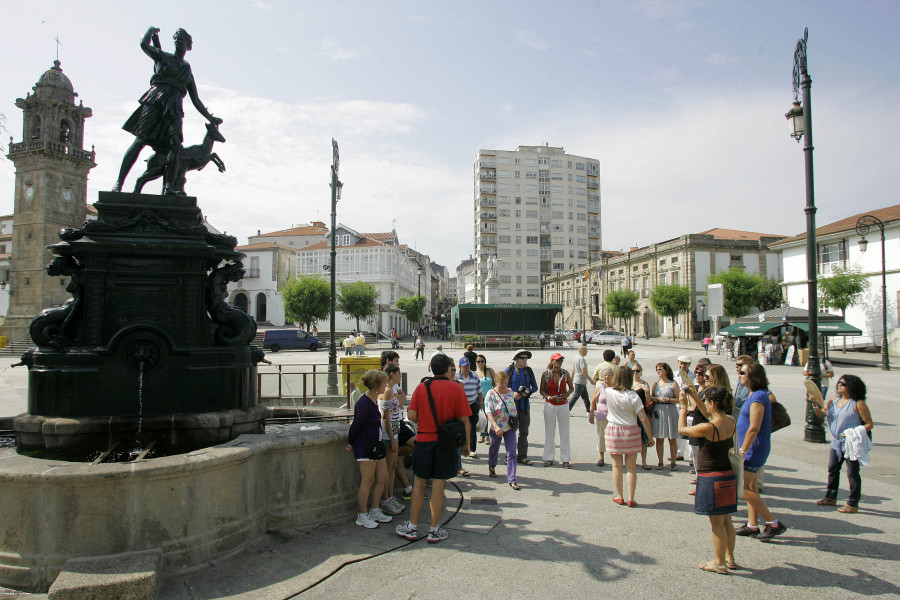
[670,464,678,472]
[613,497,625,505]
[642,465,652,470]
[509,482,521,490]
[518,458,533,466]
[725,559,738,570]
[698,561,728,574]
[563,462,571,469]
[655,463,664,470]
[816,498,836,506]
[837,505,858,513]
[596,460,605,467]
[457,469,471,478]
[544,461,554,467]
[488,468,497,478]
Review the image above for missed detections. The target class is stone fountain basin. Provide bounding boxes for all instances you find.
[0,408,358,592]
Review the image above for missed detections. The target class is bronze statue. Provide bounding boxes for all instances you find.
[112,27,222,196]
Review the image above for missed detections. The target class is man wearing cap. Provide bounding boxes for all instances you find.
[505,350,538,465]
[568,345,595,412]
[455,356,483,462]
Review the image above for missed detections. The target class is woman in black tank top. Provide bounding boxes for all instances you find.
[678,386,738,575]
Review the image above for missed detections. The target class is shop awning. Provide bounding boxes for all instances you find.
[718,322,783,336]
[792,321,863,336]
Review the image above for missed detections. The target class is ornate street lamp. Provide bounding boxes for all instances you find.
[786,28,825,443]
[327,139,343,395]
[856,215,891,370]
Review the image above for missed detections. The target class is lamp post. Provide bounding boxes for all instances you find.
[416,261,423,336]
[697,299,706,337]
[327,139,343,395]
[786,28,825,443]
[856,215,891,371]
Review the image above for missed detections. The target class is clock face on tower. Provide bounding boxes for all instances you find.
[61,189,73,202]
[25,185,34,200]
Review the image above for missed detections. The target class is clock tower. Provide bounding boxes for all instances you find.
[1,60,96,343]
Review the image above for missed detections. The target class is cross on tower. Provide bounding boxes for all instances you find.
[53,34,62,60]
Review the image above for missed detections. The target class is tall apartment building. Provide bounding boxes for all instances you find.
[474,145,601,304]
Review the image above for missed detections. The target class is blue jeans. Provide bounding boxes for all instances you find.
[827,447,861,507]
[568,383,590,411]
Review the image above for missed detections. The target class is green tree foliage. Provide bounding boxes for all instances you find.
[818,266,870,317]
[281,275,331,330]
[707,267,763,318]
[337,281,379,331]
[819,266,870,352]
[757,278,785,311]
[650,284,692,341]
[396,295,427,326]
[605,289,640,332]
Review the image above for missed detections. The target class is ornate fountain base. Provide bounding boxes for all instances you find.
[14,192,265,454]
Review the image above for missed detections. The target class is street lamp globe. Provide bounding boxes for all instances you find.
[858,236,868,253]
[333,179,343,200]
[785,101,804,141]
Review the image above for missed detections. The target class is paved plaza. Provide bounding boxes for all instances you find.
[0,337,898,598]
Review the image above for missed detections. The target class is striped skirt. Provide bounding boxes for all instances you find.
[605,424,642,455]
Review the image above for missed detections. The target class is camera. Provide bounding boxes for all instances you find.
[517,385,532,399]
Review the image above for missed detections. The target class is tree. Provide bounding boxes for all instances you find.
[757,278,785,311]
[707,267,763,319]
[396,295,427,328]
[605,289,640,333]
[337,281,379,332]
[281,275,330,330]
[650,284,692,341]
[818,265,870,352]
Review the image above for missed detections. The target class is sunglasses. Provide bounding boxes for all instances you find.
[633,369,641,373]
[836,380,845,386]
[476,360,485,363]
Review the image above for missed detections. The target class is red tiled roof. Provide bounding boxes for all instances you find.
[301,237,392,251]
[769,203,900,247]
[254,225,328,238]
[696,228,786,241]
[236,242,297,252]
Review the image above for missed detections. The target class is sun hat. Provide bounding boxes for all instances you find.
[513,349,532,360]
[677,355,692,364]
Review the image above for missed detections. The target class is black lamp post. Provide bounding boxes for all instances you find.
[856,215,891,371]
[786,28,825,443]
[327,139,343,395]
[416,262,423,335]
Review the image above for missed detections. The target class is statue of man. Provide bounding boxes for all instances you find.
[487,253,497,281]
[112,27,222,195]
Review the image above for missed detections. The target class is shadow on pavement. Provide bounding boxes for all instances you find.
[736,563,900,595]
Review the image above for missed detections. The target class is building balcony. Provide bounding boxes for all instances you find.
[479,184,496,194]
[480,236,497,245]
[587,179,598,189]
[540,225,551,234]
[479,172,496,181]
[480,212,496,220]
[478,197,496,207]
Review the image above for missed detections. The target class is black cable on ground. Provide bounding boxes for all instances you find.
[283,480,465,599]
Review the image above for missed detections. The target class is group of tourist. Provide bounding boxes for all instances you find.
[345,343,875,571]
[343,331,367,356]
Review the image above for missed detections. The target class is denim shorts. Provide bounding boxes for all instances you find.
[743,461,762,474]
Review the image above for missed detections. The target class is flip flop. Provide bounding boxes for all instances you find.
[563,462,572,469]
[457,469,471,478]
[698,561,728,574]
[804,379,825,409]
[488,468,497,478]
[509,482,521,490]
[655,463,664,470]
[642,465,652,471]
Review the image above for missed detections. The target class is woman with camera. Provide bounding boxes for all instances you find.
[347,369,394,529]
[540,353,573,468]
[678,385,738,573]
[485,370,520,489]
[605,366,655,507]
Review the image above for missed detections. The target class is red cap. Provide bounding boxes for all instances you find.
[550,353,564,361]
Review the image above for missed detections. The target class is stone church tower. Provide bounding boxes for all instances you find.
[1,60,96,343]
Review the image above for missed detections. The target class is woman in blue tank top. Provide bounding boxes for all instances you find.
[812,374,873,513]
[735,362,786,541]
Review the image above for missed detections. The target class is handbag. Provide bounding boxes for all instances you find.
[365,440,386,460]
[424,378,466,451]
[771,400,791,432]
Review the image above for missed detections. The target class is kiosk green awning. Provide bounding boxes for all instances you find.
[792,321,863,336]
[718,322,783,336]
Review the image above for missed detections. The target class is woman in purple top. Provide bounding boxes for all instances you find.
[347,370,393,529]
[812,374,873,513]
[734,362,785,541]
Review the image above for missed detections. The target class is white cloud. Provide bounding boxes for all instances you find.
[705,53,729,67]
[318,38,364,61]
[250,0,273,12]
[512,29,548,51]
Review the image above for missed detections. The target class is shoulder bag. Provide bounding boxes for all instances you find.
[771,400,791,432]
[424,378,466,451]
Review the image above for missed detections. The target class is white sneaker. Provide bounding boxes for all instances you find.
[388,497,406,512]
[380,499,402,515]
[368,507,392,523]
[395,521,418,540]
[355,513,378,529]
[427,526,449,543]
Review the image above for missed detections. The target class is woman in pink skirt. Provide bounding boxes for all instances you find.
[605,366,655,507]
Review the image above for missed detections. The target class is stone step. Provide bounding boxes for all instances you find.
[48,550,160,600]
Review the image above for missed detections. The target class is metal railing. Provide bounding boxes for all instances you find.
[258,363,356,407]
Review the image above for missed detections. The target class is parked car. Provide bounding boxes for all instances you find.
[263,329,321,352]
[555,329,575,341]
[582,329,602,343]
[593,331,627,345]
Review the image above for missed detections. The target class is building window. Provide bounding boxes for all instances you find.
[818,241,846,274]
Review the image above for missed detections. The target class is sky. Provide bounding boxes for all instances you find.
[1,0,898,270]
